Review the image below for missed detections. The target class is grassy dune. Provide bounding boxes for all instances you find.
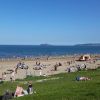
[0,69,100,100]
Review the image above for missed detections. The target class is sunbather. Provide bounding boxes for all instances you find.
[76,76,91,81]
[14,85,24,97]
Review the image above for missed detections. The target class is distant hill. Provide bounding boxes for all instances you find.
[75,43,100,46]
[39,43,100,46]
[40,44,52,46]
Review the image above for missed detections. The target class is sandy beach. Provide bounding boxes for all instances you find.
[0,55,100,81]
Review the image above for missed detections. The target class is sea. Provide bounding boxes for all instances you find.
[0,45,100,58]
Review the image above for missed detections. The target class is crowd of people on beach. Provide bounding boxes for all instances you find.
[0,56,98,82]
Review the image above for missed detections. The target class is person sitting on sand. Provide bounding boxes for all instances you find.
[76,76,91,81]
[58,62,62,66]
[36,61,41,66]
[16,61,22,69]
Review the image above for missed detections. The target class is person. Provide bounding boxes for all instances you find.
[16,61,22,69]
[14,85,24,97]
[0,78,3,84]
[58,62,62,66]
[10,71,15,82]
[27,82,33,94]
[39,70,42,76]
[2,72,6,81]
[76,76,91,81]
[15,67,18,74]
[21,62,25,69]
[68,68,71,73]
[67,61,71,65]
[0,95,3,100]
[54,63,58,71]
[36,61,41,66]
[2,90,13,100]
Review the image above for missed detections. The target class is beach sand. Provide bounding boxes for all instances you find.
[0,55,100,81]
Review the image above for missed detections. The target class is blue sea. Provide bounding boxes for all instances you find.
[0,45,100,58]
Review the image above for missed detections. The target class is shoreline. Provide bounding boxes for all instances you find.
[0,54,100,61]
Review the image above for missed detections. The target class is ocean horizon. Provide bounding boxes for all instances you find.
[0,45,100,58]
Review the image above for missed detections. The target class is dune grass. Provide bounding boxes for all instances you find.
[0,69,100,100]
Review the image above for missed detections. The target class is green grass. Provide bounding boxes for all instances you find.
[0,69,100,100]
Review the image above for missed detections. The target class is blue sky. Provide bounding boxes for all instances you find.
[0,0,100,45]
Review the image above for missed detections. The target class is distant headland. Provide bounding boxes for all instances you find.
[75,43,100,46]
[40,44,52,46]
[40,43,100,46]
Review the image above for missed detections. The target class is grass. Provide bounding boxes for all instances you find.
[0,69,100,100]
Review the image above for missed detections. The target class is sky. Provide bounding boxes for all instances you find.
[0,0,100,45]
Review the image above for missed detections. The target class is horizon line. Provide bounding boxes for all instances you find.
[0,43,100,46]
